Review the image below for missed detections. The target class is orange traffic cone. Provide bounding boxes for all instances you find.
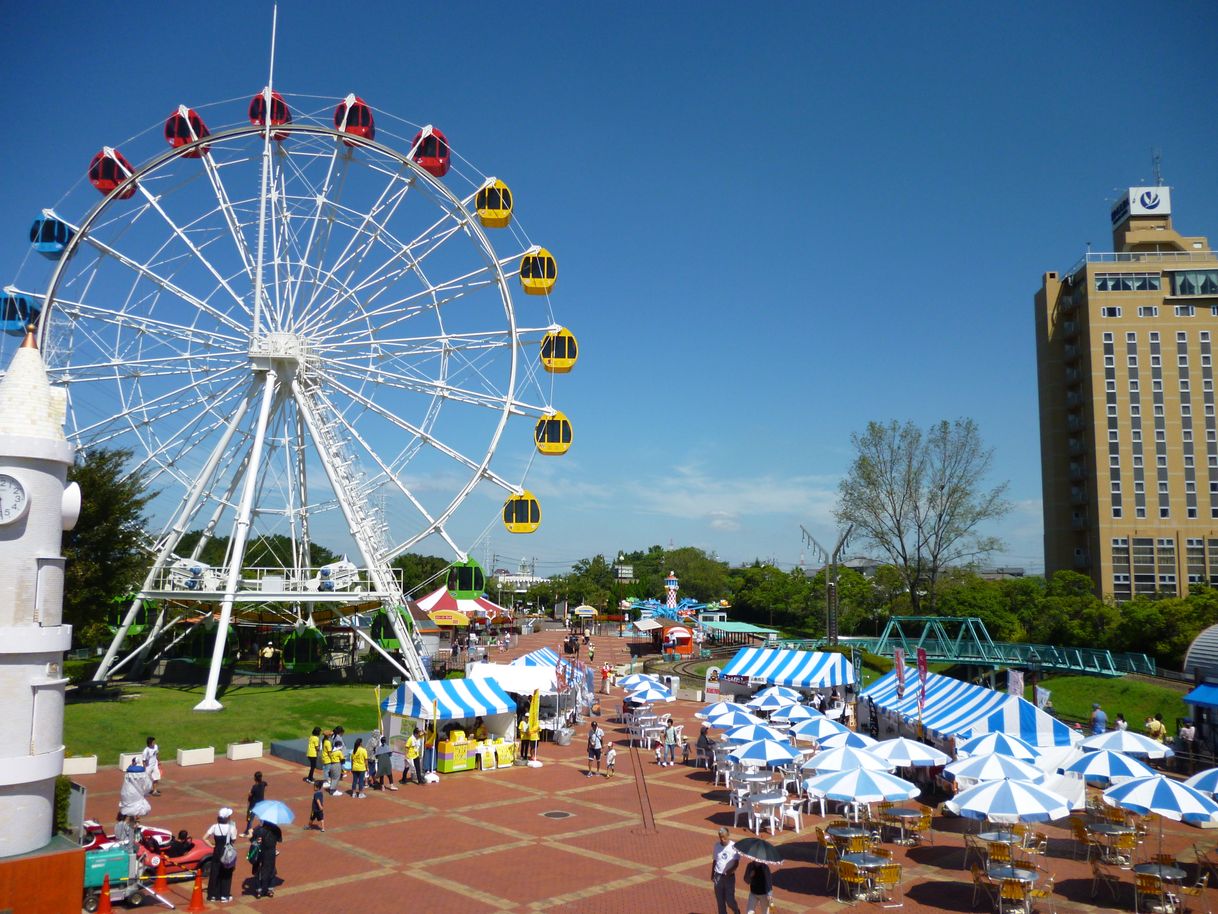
[97,874,113,914]
[186,870,206,912]
[153,856,168,894]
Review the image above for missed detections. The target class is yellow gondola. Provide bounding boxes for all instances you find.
[540,327,578,373]
[475,179,513,228]
[534,411,572,455]
[503,491,541,533]
[520,246,556,295]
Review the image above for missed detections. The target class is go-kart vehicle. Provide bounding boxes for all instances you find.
[80,820,213,874]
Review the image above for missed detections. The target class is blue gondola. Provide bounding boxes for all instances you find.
[1,292,39,336]
[29,212,73,259]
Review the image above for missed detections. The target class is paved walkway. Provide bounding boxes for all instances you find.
[73,630,1218,912]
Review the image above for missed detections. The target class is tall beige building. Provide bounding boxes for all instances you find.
[1036,188,1218,600]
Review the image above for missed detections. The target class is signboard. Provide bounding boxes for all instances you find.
[1111,186,1172,226]
[704,666,722,699]
[916,647,928,716]
[428,609,469,627]
[721,674,750,686]
[572,605,597,618]
[894,648,906,700]
[1007,669,1024,699]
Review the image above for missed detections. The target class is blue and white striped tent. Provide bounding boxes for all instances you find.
[513,647,561,667]
[380,677,515,720]
[719,647,853,689]
[862,667,1077,748]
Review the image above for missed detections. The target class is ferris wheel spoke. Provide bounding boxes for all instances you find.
[123,378,247,480]
[326,376,518,493]
[134,183,253,317]
[321,357,541,416]
[60,298,246,351]
[198,152,258,286]
[284,140,348,322]
[67,231,249,336]
[318,270,497,345]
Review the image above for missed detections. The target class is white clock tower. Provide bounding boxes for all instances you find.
[0,330,80,858]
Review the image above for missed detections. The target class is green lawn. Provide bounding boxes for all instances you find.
[1030,675,1189,732]
[65,684,385,763]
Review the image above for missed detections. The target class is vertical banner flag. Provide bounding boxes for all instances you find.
[1034,686,1051,710]
[1007,669,1024,699]
[894,648,906,701]
[916,647,928,716]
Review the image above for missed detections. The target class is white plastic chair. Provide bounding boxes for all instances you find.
[696,743,714,769]
[731,788,753,828]
[780,798,804,833]
[751,800,779,836]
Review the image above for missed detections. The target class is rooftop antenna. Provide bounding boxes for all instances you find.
[1152,148,1163,186]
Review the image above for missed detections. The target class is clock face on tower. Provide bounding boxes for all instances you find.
[0,474,29,524]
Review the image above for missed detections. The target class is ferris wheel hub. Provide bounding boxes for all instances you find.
[249,331,315,373]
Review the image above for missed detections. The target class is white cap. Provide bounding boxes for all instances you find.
[218,807,233,819]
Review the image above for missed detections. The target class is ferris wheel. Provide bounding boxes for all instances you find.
[3,88,578,708]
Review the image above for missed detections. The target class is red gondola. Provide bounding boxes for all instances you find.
[411,127,450,177]
[334,94,375,145]
[88,148,138,199]
[248,88,292,141]
[164,105,210,157]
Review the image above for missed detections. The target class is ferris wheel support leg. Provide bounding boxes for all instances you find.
[105,606,170,680]
[196,372,279,712]
[93,387,257,683]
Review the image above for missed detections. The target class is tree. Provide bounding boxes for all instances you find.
[62,448,155,639]
[835,419,1009,613]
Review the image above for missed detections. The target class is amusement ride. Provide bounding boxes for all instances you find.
[2,44,579,708]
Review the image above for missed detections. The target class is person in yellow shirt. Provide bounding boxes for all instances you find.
[472,717,489,741]
[405,728,423,786]
[423,725,437,775]
[304,727,321,783]
[349,738,369,798]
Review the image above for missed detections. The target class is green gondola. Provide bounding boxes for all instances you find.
[282,626,328,673]
[109,595,157,640]
[369,607,402,651]
[446,557,486,599]
[171,617,237,665]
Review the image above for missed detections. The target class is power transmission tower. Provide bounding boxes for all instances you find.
[800,524,853,645]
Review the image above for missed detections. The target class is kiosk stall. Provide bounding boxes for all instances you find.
[381,677,517,773]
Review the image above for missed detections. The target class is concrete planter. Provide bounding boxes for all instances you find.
[226,741,263,761]
[119,752,142,770]
[62,755,97,776]
[176,746,215,767]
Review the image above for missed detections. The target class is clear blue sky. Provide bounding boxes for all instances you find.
[2,2,1216,578]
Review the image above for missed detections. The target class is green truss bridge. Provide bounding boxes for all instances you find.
[780,616,1156,677]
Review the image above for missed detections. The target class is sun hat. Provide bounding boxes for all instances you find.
[218,807,233,818]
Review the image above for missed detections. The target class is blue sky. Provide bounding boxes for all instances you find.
[2,2,1217,579]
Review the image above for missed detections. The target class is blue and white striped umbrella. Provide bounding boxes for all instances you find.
[619,673,661,692]
[945,778,1071,824]
[1104,775,1218,824]
[722,723,789,745]
[944,752,1044,784]
[727,738,800,767]
[1059,749,1155,785]
[957,732,1041,761]
[752,686,803,704]
[789,717,848,742]
[698,700,741,720]
[746,692,801,712]
[1185,767,1218,797]
[801,745,894,773]
[626,681,674,703]
[1081,730,1174,759]
[803,767,920,804]
[770,704,823,725]
[868,737,950,768]
[817,730,880,751]
[706,707,766,729]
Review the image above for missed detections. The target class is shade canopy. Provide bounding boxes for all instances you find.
[707,707,766,729]
[770,704,823,725]
[1185,767,1218,796]
[1103,775,1218,824]
[945,778,1071,824]
[381,677,515,720]
[801,745,894,773]
[863,667,1077,747]
[627,681,674,703]
[621,673,662,692]
[727,738,801,767]
[746,692,801,712]
[416,584,511,623]
[720,647,853,689]
[721,723,789,745]
[1059,749,1155,785]
[956,732,1041,762]
[867,736,951,768]
[1080,730,1175,759]
[817,730,880,751]
[465,661,556,695]
[943,752,1045,784]
[789,717,848,742]
[803,768,920,804]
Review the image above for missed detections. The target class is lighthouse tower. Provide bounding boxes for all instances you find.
[0,330,80,858]
[664,570,679,610]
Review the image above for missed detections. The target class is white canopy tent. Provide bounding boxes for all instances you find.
[466,661,557,695]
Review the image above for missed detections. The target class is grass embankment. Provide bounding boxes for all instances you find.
[65,684,384,763]
[1031,675,1189,730]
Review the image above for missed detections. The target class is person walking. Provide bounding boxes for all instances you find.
[743,858,773,914]
[327,727,345,795]
[250,820,281,898]
[600,662,612,695]
[604,742,617,778]
[304,726,321,783]
[142,736,162,796]
[1090,702,1108,736]
[203,807,237,903]
[373,731,397,790]
[663,717,679,767]
[585,721,603,777]
[711,827,740,914]
[307,781,326,832]
[349,738,368,798]
[242,770,266,837]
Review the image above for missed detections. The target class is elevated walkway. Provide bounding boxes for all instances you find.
[780,616,1155,677]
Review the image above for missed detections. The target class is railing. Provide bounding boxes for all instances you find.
[144,564,400,597]
[1067,249,1217,276]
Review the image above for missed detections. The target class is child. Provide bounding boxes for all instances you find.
[681,736,690,765]
[308,780,326,832]
[142,736,162,796]
[243,770,266,837]
[654,742,664,765]
[604,742,616,778]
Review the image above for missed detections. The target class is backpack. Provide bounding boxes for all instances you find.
[220,842,237,868]
[247,842,261,864]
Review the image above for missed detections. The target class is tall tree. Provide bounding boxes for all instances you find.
[61,448,155,638]
[835,419,1009,613]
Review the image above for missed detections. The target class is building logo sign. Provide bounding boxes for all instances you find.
[1112,186,1172,226]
